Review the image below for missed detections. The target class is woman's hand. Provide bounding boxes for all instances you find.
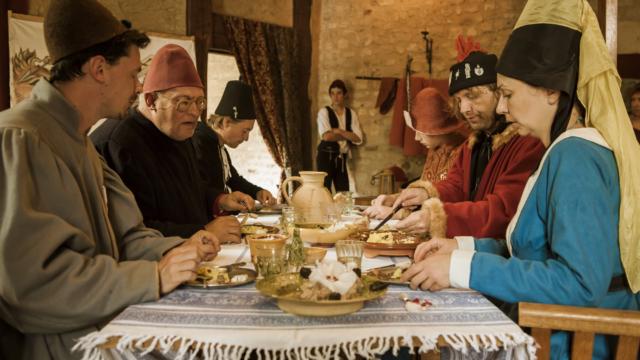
[400,254,452,291]
[413,237,458,261]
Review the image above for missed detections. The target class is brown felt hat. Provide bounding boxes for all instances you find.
[44,0,127,64]
[143,44,203,93]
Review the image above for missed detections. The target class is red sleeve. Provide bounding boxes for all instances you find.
[442,137,544,239]
[435,143,469,203]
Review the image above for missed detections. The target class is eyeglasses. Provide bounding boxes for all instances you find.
[156,93,207,114]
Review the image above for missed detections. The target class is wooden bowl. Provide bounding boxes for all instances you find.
[299,227,357,247]
[303,247,328,265]
[256,273,387,317]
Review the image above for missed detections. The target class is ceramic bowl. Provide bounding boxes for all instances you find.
[303,247,328,265]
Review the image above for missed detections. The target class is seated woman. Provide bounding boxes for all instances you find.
[192,81,276,208]
[364,87,468,220]
[401,1,640,359]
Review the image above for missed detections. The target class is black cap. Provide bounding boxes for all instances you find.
[448,51,498,95]
[496,23,581,143]
[496,24,581,96]
[214,80,256,120]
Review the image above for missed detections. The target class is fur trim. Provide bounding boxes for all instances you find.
[408,180,440,199]
[467,123,520,151]
[422,197,447,238]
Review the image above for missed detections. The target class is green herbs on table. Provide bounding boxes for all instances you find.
[286,228,305,269]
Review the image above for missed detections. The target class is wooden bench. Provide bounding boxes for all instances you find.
[519,302,640,359]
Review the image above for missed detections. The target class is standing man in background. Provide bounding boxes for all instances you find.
[316,79,363,192]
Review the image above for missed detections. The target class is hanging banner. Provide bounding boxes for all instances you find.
[8,12,196,107]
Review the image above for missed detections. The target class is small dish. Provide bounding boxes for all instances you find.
[303,247,328,265]
[364,266,409,285]
[299,227,357,247]
[241,224,279,236]
[253,203,285,215]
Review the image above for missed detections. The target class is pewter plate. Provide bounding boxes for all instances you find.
[183,267,257,289]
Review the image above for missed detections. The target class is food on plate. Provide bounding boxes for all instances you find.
[350,230,419,245]
[366,232,395,244]
[195,265,248,285]
[241,224,277,235]
[365,261,413,282]
[267,260,387,301]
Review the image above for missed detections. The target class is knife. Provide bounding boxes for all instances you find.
[373,204,403,231]
[366,260,413,272]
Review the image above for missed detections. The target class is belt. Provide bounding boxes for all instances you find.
[608,274,629,292]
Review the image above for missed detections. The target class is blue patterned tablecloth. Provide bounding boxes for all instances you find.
[75,243,535,360]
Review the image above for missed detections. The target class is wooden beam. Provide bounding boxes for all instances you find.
[187,0,213,120]
[597,0,618,64]
[293,0,312,170]
[1,3,9,110]
[1,1,30,110]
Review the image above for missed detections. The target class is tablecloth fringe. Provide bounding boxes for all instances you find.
[73,331,537,360]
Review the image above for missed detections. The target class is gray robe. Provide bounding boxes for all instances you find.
[0,79,184,359]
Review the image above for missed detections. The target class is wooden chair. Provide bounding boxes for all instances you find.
[519,302,640,360]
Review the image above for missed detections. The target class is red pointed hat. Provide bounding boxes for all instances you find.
[143,44,203,93]
[410,88,464,135]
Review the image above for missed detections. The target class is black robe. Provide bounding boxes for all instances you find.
[192,121,263,199]
[90,109,221,237]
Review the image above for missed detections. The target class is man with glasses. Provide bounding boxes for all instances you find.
[92,44,249,242]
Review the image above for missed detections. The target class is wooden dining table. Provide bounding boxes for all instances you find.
[73,215,535,360]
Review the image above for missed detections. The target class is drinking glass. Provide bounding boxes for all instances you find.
[280,206,295,235]
[335,239,364,269]
[253,245,286,279]
[336,191,354,215]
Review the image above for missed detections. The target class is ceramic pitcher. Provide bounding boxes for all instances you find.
[280,171,334,225]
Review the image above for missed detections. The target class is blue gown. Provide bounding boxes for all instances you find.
[467,132,639,359]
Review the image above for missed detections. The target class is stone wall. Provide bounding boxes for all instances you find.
[29,0,186,35]
[618,0,640,54]
[312,0,526,196]
[213,0,293,28]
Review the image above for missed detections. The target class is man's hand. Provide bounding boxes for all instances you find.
[363,204,393,219]
[158,230,219,294]
[395,208,431,235]
[400,253,452,291]
[371,194,397,207]
[413,237,458,261]
[205,216,241,244]
[219,191,255,212]
[256,189,276,207]
[392,188,429,209]
[184,230,220,260]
